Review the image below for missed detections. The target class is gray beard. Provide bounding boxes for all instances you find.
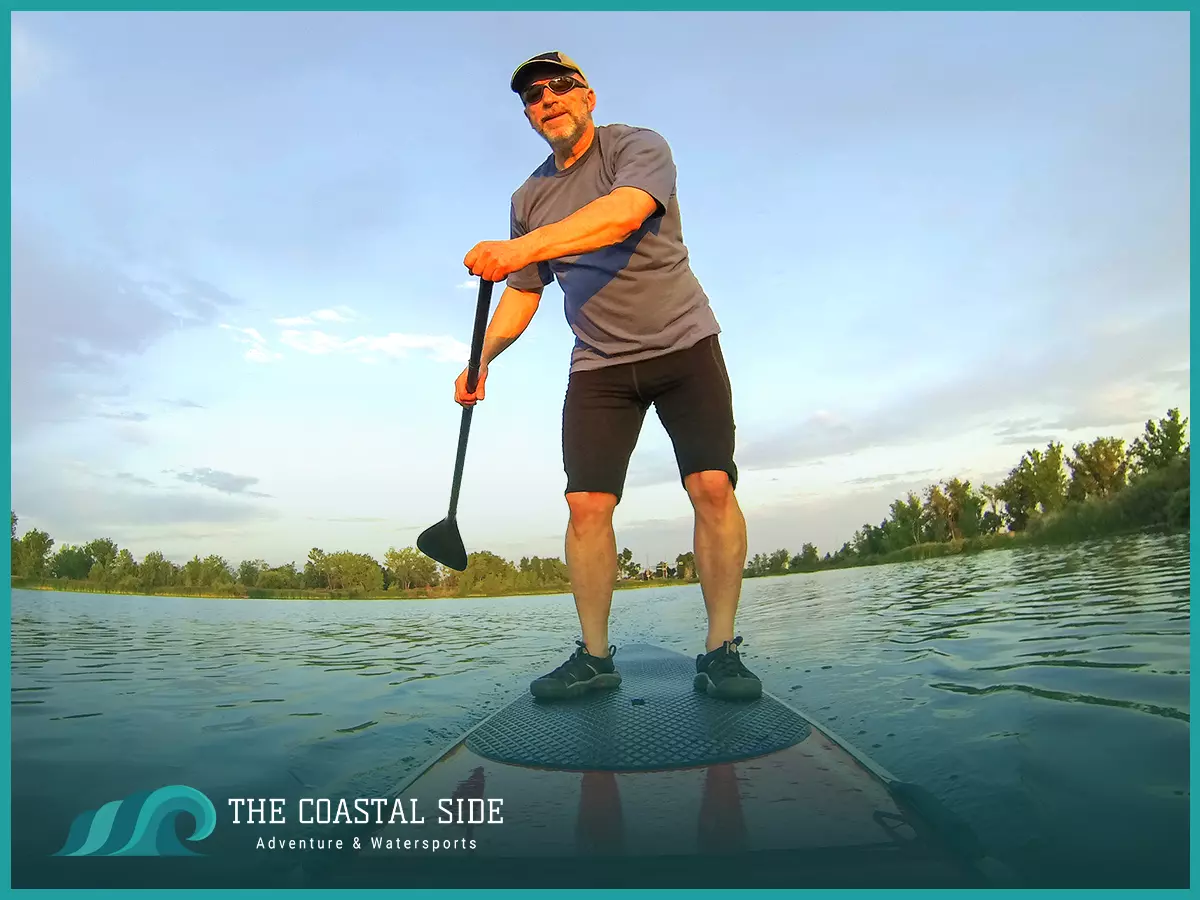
[543,118,585,154]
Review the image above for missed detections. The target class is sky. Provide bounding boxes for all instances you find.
[10,11,1191,570]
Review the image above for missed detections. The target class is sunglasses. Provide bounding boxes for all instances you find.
[520,75,586,106]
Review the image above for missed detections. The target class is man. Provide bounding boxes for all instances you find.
[457,51,760,703]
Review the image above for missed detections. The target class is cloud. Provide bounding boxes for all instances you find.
[17,487,275,547]
[273,306,357,327]
[174,467,271,497]
[12,458,275,557]
[96,410,150,423]
[774,312,1184,471]
[457,277,480,290]
[845,469,937,487]
[994,433,1063,449]
[11,218,240,436]
[162,398,205,409]
[312,307,355,322]
[277,329,343,355]
[116,424,154,446]
[245,345,284,364]
[232,305,466,365]
[279,329,468,364]
[219,322,282,363]
[148,275,245,323]
[115,472,156,487]
[219,324,267,344]
[11,452,284,563]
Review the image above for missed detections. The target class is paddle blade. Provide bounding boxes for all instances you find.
[416,517,468,571]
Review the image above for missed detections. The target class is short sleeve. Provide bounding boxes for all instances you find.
[506,198,552,291]
[609,127,676,215]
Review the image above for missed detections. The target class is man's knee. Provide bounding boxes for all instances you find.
[566,492,619,533]
[684,470,735,513]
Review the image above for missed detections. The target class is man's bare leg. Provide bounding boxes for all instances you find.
[565,491,619,657]
[685,471,748,652]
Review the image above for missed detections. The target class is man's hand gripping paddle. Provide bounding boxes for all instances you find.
[416,277,494,571]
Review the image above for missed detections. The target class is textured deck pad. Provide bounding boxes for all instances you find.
[465,643,811,772]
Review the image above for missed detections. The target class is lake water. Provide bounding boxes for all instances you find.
[10,533,1190,888]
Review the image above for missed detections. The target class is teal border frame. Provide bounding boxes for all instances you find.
[3,4,1193,897]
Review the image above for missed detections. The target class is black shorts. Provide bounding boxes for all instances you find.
[561,334,738,501]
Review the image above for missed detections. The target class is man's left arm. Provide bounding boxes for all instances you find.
[464,129,676,281]
[520,128,675,262]
[515,187,656,263]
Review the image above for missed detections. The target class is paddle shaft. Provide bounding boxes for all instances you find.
[446,277,494,517]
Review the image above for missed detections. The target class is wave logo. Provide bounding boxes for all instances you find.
[53,784,218,857]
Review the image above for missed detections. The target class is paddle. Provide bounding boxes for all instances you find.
[416,277,495,571]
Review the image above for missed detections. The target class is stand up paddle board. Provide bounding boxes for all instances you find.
[302,644,1015,888]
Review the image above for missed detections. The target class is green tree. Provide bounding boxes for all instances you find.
[923,485,953,542]
[744,552,771,577]
[457,551,518,595]
[83,538,119,584]
[304,548,329,588]
[138,551,176,590]
[237,559,267,586]
[384,546,439,590]
[179,554,233,588]
[111,548,139,583]
[1066,437,1129,502]
[258,562,303,590]
[998,443,1067,530]
[763,548,788,574]
[789,542,820,571]
[516,555,569,591]
[84,538,119,571]
[617,547,639,580]
[325,551,384,592]
[14,528,54,577]
[1130,408,1189,477]
[674,551,697,581]
[944,477,984,540]
[887,492,925,548]
[1030,442,1068,514]
[51,544,95,580]
[979,483,1005,534]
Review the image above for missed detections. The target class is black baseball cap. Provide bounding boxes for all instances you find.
[509,51,588,93]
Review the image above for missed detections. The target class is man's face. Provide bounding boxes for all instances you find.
[519,69,595,151]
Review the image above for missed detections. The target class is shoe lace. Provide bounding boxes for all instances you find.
[549,640,615,677]
[709,636,752,677]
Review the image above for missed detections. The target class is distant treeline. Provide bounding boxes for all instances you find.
[743,407,1189,576]
[9,408,1189,599]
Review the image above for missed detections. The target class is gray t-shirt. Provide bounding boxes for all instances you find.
[507,123,720,372]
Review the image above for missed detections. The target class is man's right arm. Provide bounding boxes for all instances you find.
[481,284,542,366]
[487,195,552,365]
[455,195,551,406]
[455,284,542,406]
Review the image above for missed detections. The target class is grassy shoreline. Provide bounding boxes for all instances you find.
[8,573,699,601]
[9,524,1180,602]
